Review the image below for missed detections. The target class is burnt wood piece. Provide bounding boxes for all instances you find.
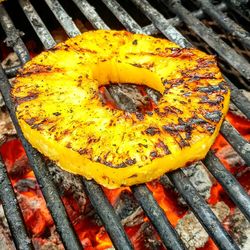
[168,169,240,250]
[0,157,33,250]
[47,162,87,211]
[176,201,230,249]
[0,6,29,64]
[225,207,250,248]
[204,151,250,222]
[114,189,144,227]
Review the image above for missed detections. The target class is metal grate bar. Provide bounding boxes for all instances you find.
[130,0,191,48]
[142,2,227,35]
[71,0,109,30]
[4,64,21,78]
[0,65,83,250]
[226,0,250,23]
[220,120,250,166]
[204,151,250,222]
[165,0,250,84]
[101,0,142,33]
[82,179,133,250]
[195,0,250,48]
[0,157,33,250]
[131,184,186,250]
[0,5,30,64]
[168,170,240,250]
[224,76,250,119]
[18,0,56,49]
[44,0,80,37]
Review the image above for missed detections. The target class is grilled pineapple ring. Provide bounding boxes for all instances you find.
[12,30,230,188]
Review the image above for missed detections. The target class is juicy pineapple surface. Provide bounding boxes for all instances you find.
[12,30,230,188]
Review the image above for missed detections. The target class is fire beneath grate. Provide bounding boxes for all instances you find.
[0,0,250,250]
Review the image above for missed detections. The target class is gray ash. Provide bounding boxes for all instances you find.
[47,162,87,212]
[160,162,213,206]
[131,222,163,250]
[176,202,230,250]
[114,190,144,227]
[32,226,64,250]
[225,207,250,249]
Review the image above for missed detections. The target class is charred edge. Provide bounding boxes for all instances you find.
[95,156,136,168]
[197,82,229,94]
[24,117,37,126]
[188,117,215,135]
[196,58,216,68]
[145,127,161,136]
[65,42,98,54]
[132,39,138,45]
[170,48,194,58]
[14,92,39,105]
[128,174,138,178]
[162,125,190,149]
[136,112,144,121]
[78,148,92,155]
[20,64,61,76]
[155,106,183,117]
[199,96,224,106]
[203,111,223,123]
[87,136,101,144]
[156,139,171,155]
[184,72,216,81]
[127,48,194,59]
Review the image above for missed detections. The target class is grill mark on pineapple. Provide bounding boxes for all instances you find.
[24,117,37,126]
[14,92,39,105]
[155,106,182,117]
[20,64,63,76]
[127,48,194,59]
[156,139,171,155]
[162,125,190,149]
[203,111,223,123]
[95,155,137,168]
[188,116,215,135]
[145,127,161,136]
[183,72,216,80]
[67,46,97,55]
[199,95,224,106]
[196,82,228,94]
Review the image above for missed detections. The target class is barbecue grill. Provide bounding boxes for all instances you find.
[0,0,250,249]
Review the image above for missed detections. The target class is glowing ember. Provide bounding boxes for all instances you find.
[0,111,249,249]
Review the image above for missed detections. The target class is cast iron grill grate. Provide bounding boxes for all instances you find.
[0,0,250,249]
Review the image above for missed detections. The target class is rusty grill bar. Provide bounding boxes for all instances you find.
[0,0,249,250]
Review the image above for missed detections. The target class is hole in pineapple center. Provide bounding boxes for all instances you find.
[92,60,164,112]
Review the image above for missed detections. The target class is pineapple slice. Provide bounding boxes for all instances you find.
[12,30,230,188]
